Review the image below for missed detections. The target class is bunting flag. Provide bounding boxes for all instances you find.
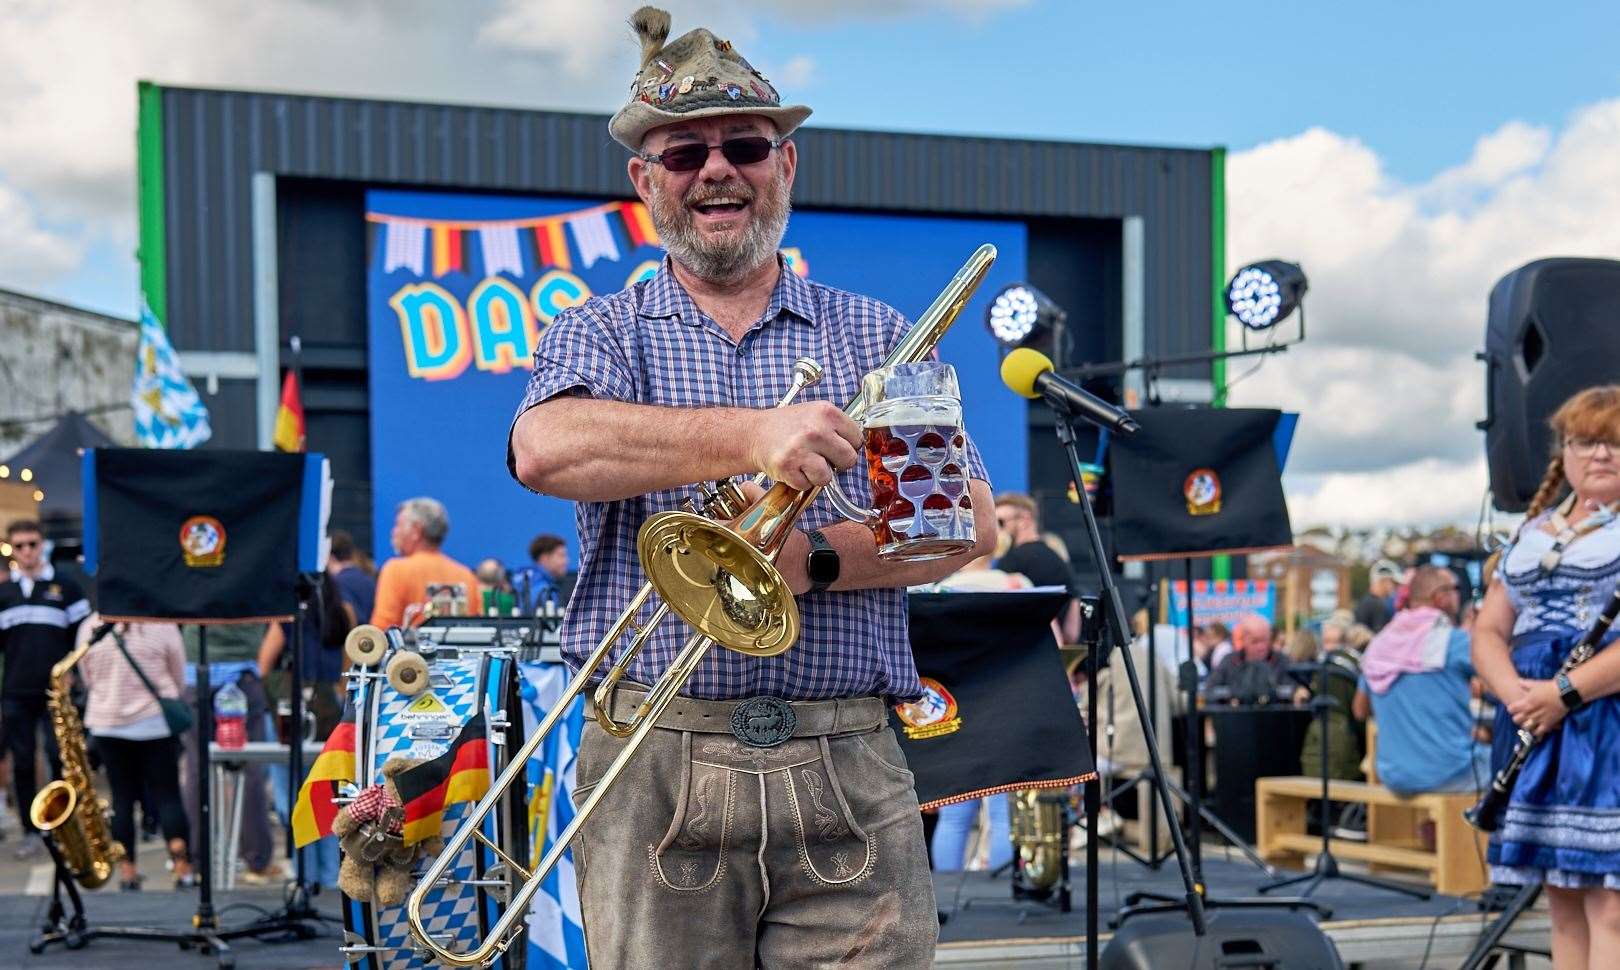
[479,224,524,277]
[292,698,358,848]
[272,370,305,452]
[367,200,660,279]
[535,220,570,271]
[619,200,659,248]
[394,711,491,845]
[131,303,212,449]
[384,220,427,273]
[567,209,620,269]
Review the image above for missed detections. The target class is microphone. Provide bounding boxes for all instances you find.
[1000,348,1139,435]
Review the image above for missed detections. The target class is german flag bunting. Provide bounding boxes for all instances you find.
[395,712,491,845]
[291,698,357,847]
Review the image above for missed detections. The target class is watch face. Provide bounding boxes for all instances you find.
[808,549,839,584]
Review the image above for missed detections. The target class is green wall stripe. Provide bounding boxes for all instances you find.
[1210,146,1230,582]
[137,81,167,324]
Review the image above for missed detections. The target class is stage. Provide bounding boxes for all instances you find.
[0,857,1548,968]
[935,855,1550,968]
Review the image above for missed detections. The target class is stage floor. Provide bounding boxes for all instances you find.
[935,854,1550,968]
[0,860,1548,968]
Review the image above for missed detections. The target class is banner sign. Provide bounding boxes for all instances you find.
[1165,579,1277,629]
[366,189,1027,570]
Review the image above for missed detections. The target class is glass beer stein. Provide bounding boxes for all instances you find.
[826,361,976,561]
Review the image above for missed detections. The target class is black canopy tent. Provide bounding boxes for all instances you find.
[1,411,114,544]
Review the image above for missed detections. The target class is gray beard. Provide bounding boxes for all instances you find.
[648,172,792,286]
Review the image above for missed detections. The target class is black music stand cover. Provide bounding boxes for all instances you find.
[900,590,1095,809]
[83,448,329,622]
[1109,407,1293,561]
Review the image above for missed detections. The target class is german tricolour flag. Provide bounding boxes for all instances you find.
[396,712,490,845]
[292,698,357,847]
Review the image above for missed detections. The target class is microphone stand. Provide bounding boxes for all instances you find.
[1048,413,1207,958]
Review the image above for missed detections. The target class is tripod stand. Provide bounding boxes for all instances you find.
[1459,883,1548,970]
[248,576,343,932]
[1258,658,1430,901]
[1113,558,1325,925]
[1049,414,1208,969]
[1099,586,1273,876]
[29,806,199,954]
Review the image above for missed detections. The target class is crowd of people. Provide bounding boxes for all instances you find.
[0,496,574,891]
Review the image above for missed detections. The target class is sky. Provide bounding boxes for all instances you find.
[3,0,1620,531]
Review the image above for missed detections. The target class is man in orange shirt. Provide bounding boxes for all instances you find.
[370,497,482,628]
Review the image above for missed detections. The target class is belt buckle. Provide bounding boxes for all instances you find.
[730,696,796,748]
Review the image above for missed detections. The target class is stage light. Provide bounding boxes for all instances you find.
[0,465,7,477]
[0,543,9,557]
[985,282,1066,353]
[19,467,32,482]
[1225,260,1307,330]
[33,490,44,502]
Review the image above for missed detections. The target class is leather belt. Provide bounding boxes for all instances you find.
[587,686,887,747]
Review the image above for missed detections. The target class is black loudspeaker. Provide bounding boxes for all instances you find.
[1101,911,1345,970]
[1483,258,1620,512]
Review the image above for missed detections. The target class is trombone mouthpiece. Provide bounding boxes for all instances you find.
[792,357,824,388]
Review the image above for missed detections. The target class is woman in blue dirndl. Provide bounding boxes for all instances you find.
[1474,386,1620,969]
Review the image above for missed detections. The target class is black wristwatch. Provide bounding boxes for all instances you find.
[806,529,839,594]
[1556,672,1584,711]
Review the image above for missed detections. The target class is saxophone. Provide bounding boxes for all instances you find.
[1010,787,1068,893]
[30,627,125,888]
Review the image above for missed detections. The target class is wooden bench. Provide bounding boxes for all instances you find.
[1255,776,1488,896]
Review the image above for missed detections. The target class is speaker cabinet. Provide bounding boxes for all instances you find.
[1101,910,1344,969]
[1483,258,1620,511]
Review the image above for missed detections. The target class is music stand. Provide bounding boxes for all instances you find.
[1257,658,1430,900]
[82,447,334,965]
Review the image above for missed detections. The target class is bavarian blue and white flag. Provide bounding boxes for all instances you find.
[519,664,589,970]
[132,303,211,448]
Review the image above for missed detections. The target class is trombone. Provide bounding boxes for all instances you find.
[406,244,997,966]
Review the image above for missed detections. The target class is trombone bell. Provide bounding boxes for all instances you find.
[637,511,799,657]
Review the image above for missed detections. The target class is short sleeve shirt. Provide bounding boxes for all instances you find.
[508,257,990,702]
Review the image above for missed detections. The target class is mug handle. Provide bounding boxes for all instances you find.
[823,476,880,532]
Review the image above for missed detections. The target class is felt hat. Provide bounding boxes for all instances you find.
[608,6,812,152]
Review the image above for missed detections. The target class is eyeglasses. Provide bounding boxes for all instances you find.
[641,136,779,173]
[1565,437,1619,457]
[10,540,39,549]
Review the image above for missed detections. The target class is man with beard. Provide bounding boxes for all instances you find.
[507,9,995,967]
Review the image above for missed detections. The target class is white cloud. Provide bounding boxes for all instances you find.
[1227,99,1620,528]
[773,55,816,89]
[1284,457,1491,531]
[0,178,83,285]
[0,0,983,295]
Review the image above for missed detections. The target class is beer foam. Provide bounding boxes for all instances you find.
[866,396,961,427]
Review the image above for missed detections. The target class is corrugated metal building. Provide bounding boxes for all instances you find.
[138,83,1224,553]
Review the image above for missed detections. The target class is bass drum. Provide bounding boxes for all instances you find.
[342,648,523,970]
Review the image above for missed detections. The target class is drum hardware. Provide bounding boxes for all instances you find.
[383,649,431,696]
[406,244,998,967]
[406,722,456,741]
[341,930,392,963]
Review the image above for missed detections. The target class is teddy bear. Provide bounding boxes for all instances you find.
[333,756,445,907]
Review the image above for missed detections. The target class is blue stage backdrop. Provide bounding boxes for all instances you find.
[366,188,1028,571]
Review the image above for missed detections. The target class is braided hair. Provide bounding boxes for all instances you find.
[1523,453,1568,523]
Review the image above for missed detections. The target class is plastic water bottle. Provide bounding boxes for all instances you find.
[215,680,248,750]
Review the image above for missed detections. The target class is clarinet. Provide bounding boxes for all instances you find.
[1466,582,1620,832]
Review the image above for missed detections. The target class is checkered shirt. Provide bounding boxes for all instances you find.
[508,257,990,702]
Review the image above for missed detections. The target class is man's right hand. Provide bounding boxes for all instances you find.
[747,402,862,490]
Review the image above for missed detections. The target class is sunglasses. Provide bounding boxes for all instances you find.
[11,539,39,549]
[642,136,779,173]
